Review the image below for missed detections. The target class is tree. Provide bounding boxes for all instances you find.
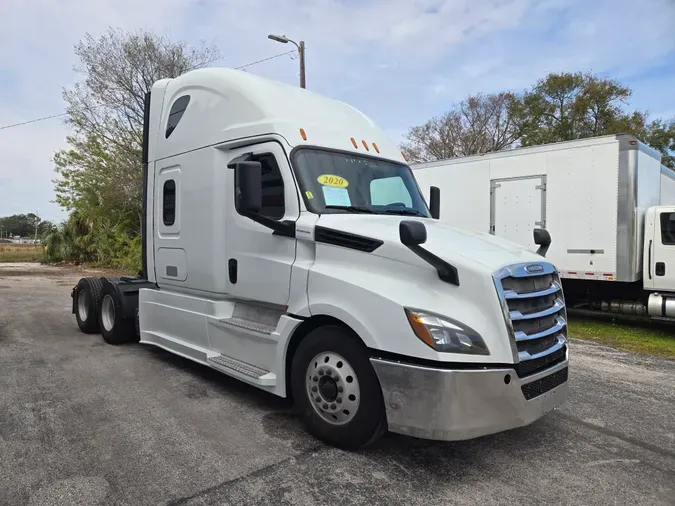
[0,213,42,238]
[515,71,642,146]
[52,28,222,269]
[402,71,675,169]
[401,92,521,163]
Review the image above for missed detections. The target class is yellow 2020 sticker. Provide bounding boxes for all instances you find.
[317,174,348,188]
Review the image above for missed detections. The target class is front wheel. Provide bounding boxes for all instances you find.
[291,326,387,450]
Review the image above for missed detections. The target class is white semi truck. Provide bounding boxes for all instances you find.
[412,134,675,322]
[71,68,569,449]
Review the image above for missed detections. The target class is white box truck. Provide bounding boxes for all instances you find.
[412,134,675,321]
[70,67,569,450]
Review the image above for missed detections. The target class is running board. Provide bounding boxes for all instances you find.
[207,353,276,386]
[215,317,277,336]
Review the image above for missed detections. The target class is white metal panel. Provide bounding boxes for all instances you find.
[661,170,675,205]
[491,177,543,249]
[412,159,490,233]
[635,151,663,275]
[153,67,406,166]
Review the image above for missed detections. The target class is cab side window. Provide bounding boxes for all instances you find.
[660,212,675,245]
[235,153,285,220]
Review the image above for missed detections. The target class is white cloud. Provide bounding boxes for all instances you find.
[0,0,674,220]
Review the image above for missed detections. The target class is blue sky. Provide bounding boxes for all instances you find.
[1,0,674,222]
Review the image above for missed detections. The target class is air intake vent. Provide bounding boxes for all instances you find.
[314,226,383,253]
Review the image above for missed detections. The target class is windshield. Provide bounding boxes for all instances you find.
[291,148,430,217]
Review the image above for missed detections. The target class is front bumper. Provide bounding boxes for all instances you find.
[370,356,569,441]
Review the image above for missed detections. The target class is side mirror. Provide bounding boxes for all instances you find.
[235,161,262,213]
[533,228,551,257]
[399,220,427,246]
[429,186,440,220]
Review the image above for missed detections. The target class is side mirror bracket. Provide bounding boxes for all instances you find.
[533,228,551,257]
[399,220,459,286]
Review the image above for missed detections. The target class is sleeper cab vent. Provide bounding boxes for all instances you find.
[314,226,383,253]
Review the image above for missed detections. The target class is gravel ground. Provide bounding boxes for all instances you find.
[1,263,674,506]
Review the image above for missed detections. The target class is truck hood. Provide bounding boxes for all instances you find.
[316,214,547,273]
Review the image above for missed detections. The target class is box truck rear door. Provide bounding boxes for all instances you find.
[490,175,546,251]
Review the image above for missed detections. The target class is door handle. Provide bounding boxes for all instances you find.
[656,262,666,276]
[648,240,652,279]
[228,258,238,284]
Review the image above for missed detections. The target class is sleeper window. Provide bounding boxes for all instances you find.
[163,180,176,226]
[165,95,190,138]
[660,212,675,245]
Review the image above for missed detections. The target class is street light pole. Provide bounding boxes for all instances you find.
[268,34,306,89]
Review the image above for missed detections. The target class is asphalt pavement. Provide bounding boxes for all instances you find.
[0,263,674,506]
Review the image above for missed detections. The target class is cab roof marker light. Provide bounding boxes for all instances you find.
[351,137,358,148]
[373,142,380,153]
[362,140,370,151]
[299,128,307,141]
[401,151,407,161]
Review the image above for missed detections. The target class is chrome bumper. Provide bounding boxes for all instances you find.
[370,356,569,441]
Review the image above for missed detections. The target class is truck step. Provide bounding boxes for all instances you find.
[207,354,276,386]
[218,317,277,335]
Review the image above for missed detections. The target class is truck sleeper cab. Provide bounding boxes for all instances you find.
[71,68,569,450]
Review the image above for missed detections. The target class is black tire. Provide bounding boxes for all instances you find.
[74,277,104,334]
[98,283,135,345]
[291,325,387,450]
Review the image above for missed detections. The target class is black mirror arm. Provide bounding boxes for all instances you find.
[406,244,460,286]
[243,210,296,238]
[536,244,550,257]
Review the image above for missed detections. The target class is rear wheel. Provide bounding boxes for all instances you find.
[99,284,135,345]
[74,278,104,334]
[291,325,387,450]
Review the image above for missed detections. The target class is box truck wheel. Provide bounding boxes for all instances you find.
[291,326,387,450]
[74,277,104,334]
[99,285,135,346]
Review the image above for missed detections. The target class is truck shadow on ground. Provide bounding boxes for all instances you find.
[141,343,559,460]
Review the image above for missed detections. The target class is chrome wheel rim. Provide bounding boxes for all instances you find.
[77,289,89,321]
[101,294,115,332]
[305,351,360,425]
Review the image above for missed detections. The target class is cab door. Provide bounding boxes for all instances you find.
[224,141,300,306]
[645,207,675,291]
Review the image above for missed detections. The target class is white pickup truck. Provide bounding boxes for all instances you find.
[71,67,569,449]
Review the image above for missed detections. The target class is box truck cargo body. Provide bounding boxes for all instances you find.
[412,134,675,319]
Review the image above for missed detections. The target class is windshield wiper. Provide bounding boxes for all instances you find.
[382,208,426,216]
[324,205,377,214]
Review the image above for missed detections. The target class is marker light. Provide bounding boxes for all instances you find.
[351,137,358,148]
[362,140,370,151]
[299,128,307,141]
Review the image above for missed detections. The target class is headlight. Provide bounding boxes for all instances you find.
[405,309,489,355]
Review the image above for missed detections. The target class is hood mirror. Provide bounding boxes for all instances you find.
[399,220,427,246]
[533,228,551,257]
[429,186,440,219]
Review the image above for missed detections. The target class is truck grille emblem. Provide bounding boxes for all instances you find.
[526,264,544,273]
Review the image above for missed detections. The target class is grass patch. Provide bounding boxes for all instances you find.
[0,244,44,263]
[568,317,675,359]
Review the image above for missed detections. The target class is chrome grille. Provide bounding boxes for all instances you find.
[493,262,568,379]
